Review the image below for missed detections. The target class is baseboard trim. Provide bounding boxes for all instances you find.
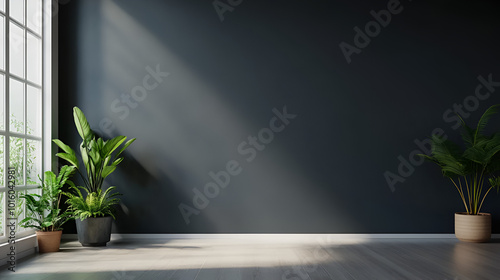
[61,233,500,240]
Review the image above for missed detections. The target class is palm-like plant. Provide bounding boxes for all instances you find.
[420,105,500,215]
[20,166,76,231]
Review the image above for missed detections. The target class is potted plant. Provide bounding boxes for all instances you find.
[420,104,500,242]
[54,107,135,246]
[20,166,76,253]
[64,186,121,246]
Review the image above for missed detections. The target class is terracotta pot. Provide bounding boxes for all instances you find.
[455,212,491,243]
[36,230,62,253]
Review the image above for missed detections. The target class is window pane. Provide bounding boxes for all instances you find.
[0,16,4,70]
[27,33,41,84]
[10,137,24,185]
[0,0,4,12]
[0,136,3,185]
[9,78,24,133]
[0,193,4,237]
[27,85,41,136]
[14,190,26,233]
[26,139,41,185]
[0,74,4,130]
[9,22,25,78]
[27,0,41,35]
[9,0,25,25]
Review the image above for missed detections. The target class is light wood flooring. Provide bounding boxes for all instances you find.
[0,235,499,280]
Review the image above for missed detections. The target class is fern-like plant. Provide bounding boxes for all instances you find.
[64,186,121,220]
[19,166,76,231]
[419,104,500,215]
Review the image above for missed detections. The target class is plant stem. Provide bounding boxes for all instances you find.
[464,175,472,213]
[458,177,470,214]
[478,186,494,214]
[450,178,468,213]
[474,167,486,214]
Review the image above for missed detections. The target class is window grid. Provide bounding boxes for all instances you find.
[0,0,44,241]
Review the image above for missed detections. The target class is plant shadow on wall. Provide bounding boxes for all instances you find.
[419,105,500,242]
[105,158,215,233]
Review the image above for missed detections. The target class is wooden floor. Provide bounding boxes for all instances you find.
[0,235,499,280]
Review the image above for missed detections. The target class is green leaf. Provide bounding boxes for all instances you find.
[102,166,117,179]
[112,157,124,167]
[88,145,101,166]
[474,104,500,145]
[430,135,466,177]
[102,136,126,158]
[463,145,487,165]
[53,139,76,155]
[115,138,136,158]
[56,153,79,168]
[80,144,89,170]
[73,106,94,143]
[457,114,475,148]
[57,166,76,187]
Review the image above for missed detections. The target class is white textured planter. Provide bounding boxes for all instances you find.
[455,212,491,243]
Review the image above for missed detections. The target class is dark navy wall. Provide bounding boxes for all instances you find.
[58,0,500,233]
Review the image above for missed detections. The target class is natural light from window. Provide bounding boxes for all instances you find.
[0,0,47,242]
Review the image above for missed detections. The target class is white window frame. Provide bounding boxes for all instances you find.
[0,0,51,244]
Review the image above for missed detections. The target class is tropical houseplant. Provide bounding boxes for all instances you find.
[20,166,76,253]
[419,104,500,242]
[63,186,121,246]
[54,107,135,246]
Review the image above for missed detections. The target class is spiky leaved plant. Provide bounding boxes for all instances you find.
[64,186,121,220]
[420,105,500,215]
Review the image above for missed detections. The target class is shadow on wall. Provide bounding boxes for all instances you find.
[109,150,218,233]
[78,0,355,233]
[58,0,500,233]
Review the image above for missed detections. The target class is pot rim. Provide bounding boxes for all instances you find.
[77,215,113,220]
[455,212,491,216]
[35,230,63,235]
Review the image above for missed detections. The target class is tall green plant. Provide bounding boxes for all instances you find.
[53,107,136,194]
[53,107,135,220]
[420,105,500,214]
